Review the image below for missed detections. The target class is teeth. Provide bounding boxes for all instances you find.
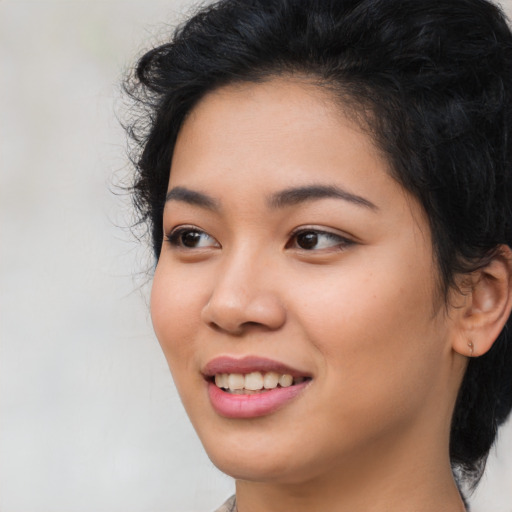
[215,373,228,388]
[214,371,305,391]
[263,371,279,389]
[244,371,264,391]
[278,374,293,387]
[228,373,245,390]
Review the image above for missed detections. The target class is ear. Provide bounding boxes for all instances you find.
[451,245,512,358]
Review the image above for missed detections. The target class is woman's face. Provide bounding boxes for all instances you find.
[151,78,462,484]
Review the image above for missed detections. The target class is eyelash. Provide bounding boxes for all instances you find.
[286,228,355,252]
[164,226,355,252]
[165,226,220,249]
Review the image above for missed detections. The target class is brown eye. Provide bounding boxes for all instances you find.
[288,229,355,251]
[296,231,319,250]
[167,227,219,249]
[181,231,203,247]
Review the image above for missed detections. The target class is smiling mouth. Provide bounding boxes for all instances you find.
[211,371,311,394]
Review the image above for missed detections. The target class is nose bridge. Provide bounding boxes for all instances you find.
[218,245,259,300]
[201,242,285,333]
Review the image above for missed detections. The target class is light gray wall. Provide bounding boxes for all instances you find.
[1,1,511,511]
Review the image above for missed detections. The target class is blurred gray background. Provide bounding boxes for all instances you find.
[1,1,511,511]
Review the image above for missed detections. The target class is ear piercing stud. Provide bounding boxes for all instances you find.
[468,341,474,357]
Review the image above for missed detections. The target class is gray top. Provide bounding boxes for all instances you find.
[214,495,236,512]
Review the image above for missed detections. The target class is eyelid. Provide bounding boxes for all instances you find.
[287,226,356,251]
[165,225,220,249]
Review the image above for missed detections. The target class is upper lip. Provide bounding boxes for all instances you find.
[202,356,311,378]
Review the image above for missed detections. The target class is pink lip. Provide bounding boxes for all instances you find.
[203,356,311,419]
[207,381,310,418]
[202,355,309,377]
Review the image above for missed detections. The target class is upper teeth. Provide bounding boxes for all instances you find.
[215,372,300,391]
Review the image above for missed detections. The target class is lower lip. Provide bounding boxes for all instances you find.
[207,380,310,419]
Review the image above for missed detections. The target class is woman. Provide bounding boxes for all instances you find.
[124,0,512,510]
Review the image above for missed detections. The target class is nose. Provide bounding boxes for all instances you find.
[200,254,286,335]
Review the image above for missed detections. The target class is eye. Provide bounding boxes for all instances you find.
[166,226,220,249]
[287,228,354,251]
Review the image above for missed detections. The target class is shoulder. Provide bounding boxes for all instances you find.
[213,495,236,512]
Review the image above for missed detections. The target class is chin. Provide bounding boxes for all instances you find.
[201,436,284,480]
[209,453,307,484]
[200,432,325,485]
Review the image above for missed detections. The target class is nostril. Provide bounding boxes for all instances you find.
[206,320,243,335]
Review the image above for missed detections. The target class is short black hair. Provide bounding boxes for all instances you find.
[124,0,512,490]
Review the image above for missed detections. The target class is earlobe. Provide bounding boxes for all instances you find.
[452,245,512,358]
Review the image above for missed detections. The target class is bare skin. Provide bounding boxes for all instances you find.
[151,77,512,512]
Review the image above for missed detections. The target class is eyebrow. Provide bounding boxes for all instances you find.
[165,187,220,211]
[165,184,378,212]
[268,185,378,211]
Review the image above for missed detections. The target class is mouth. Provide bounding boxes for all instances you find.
[202,356,312,418]
[210,371,311,394]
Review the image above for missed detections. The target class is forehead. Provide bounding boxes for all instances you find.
[169,78,398,210]
[181,76,371,147]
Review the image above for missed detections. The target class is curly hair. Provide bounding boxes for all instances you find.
[124,0,512,490]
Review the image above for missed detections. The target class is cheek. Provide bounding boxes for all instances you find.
[150,262,208,369]
[150,263,216,425]
[289,255,445,417]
